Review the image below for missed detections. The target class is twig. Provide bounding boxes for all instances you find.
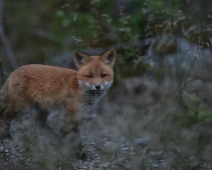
[0,0,18,69]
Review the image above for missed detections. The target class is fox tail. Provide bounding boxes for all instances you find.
[0,60,4,87]
[0,79,9,115]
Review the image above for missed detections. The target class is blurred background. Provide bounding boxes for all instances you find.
[1,0,212,169]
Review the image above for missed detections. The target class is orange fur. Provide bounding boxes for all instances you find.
[0,48,116,157]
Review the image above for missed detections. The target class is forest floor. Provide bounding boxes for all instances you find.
[0,80,212,170]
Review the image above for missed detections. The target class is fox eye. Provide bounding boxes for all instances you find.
[101,74,107,77]
[86,75,92,78]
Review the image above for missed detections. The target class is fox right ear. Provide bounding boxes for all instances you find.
[101,48,116,67]
[74,50,90,69]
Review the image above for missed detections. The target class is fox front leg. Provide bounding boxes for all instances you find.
[57,100,85,156]
[58,120,84,158]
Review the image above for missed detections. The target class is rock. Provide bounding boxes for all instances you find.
[152,163,159,168]
[134,137,151,146]
[99,162,110,168]
[0,146,4,151]
[121,147,129,151]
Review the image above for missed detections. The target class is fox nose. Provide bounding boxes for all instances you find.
[95,85,101,90]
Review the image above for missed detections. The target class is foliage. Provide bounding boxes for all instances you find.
[1,0,212,169]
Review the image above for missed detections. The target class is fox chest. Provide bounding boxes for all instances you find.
[81,90,106,110]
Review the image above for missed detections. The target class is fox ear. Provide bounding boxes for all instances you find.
[74,50,90,68]
[101,48,116,67]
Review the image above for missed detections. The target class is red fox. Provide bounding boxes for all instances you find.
[0,48,116,157]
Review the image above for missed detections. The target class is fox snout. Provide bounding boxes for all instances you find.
[78,80,112,91]
[95,85,101,90]
[91,84,104,91]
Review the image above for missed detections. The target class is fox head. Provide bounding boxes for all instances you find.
[74,49,116,93]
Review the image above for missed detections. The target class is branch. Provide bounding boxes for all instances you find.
[0,0,18,69]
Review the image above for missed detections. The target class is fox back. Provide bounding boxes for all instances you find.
[0,49,116,116]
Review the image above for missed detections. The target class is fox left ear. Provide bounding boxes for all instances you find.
[101,48,116,67]
[74,50,90,69]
